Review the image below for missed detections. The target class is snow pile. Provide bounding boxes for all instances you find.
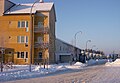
[74,62,86,67]
[0,63,86,82]
[33,66,41,71]
[57,65,67,70]
[105,59,120,66]
[65,62,86,69]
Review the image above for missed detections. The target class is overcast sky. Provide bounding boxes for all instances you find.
[11,0,120,54]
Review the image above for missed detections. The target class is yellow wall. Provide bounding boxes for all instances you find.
[0,9,56,64]
[0,15,31,64]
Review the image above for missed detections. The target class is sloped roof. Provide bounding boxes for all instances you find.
[5,2,54,14]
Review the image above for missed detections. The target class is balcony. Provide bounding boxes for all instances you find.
[34,25,49,34]
[34,42,49,49]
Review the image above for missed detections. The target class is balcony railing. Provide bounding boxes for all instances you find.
[34,42,49,49]
[34,25,49,33]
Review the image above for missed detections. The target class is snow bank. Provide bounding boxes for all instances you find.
[0,63,86,82]
[74,62,86,67]
[105,59,120,66]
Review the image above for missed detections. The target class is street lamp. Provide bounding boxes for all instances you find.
[74,31,82,61]
[29,0,40,72]
[74,31,82,47]
[86,40,91,50]
[85,40,91,61]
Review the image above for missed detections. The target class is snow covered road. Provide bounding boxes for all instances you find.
[3,65,120,83]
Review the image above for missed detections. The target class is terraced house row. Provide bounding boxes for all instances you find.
[0,0,56,64]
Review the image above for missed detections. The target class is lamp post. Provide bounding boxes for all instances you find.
[29,0,40,72]
[74,31,82,61]
[85,40,91,61]
[86,40,91,50]
[74,31,82,47]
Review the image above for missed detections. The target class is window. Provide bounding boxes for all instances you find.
[18,21,28,28]
[21,36,24,43]
[26,21,29,32]
[21,21,25,27]
[17,36,21,43]
[25,36,28,43]
[26,21,28,27]
[18,21,21,27]
[17,52,20,58]
[17,36,28,44]
[17,52,28,59]
[26,52,28,58]
[21,52,24,58]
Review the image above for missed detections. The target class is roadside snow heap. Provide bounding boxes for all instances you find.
[74,62,86,67]
[105,59,120,66]
[0,63,87,82]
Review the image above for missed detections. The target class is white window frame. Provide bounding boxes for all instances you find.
[17,51,28,59]
[21,52,24,58]
[17,36,28,44]
[25,21,29,32]
[21,21,25,27]
[18,21,29,32]
[21,36,24,43]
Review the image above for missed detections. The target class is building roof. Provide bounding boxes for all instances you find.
[5,2,54,15]
[56,38,82,50]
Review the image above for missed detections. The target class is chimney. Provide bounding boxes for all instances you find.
[39,0,44,3]
[0,0,15,16]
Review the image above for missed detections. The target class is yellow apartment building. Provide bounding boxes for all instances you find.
[0,0,56,64]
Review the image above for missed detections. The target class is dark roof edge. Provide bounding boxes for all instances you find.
[3,0,16,15]
[7,0,16,5]
[3,4,16,14]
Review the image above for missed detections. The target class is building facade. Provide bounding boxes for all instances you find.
[0,0,56,64]
[55,39,83,63]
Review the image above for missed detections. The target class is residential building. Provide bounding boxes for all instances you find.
[55,38,83,63]
[0,0,56,64]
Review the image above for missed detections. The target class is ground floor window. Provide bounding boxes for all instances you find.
[17,52,28,59]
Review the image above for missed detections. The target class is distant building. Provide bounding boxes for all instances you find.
[55,39,84,63]
[0,0,56,64]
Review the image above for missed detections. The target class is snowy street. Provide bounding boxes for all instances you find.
[3,65,120,83]
[1,59,120,83]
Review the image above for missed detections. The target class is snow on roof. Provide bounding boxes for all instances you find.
[5,2,54,14]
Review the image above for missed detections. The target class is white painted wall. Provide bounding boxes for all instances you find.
[55,39,81,63]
